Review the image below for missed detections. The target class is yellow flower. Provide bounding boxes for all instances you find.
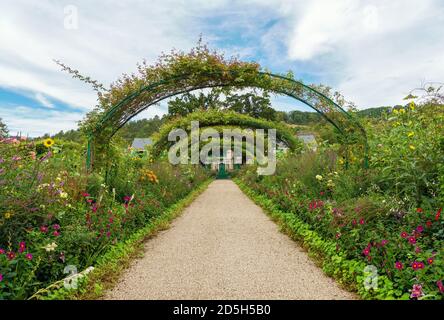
[59,192,68,199]
[408,131,415,138]
[393,109,399,114]
[42,242,58,252]
[43,138,55,148]
[409,145,416,150]
[338,159,344,165]
[410,102,415,111]
[4,211,13,219]
[399,108,406,114]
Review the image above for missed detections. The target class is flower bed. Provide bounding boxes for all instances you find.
[0,137,210,299]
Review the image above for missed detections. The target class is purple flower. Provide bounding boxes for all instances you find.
[0,274,3,282]
[12,155,21,161]
[395,261,403,270]
[0,168,4,175]
[25,253,33,261]
[416,225,424,233]
[53,224,60,230]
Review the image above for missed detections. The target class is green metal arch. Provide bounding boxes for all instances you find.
[87,70,368,169]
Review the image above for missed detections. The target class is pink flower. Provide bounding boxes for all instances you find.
[0,274,2,282]
[416,225,424,233]
[427,257,434,265]
[412,261,424,270]
[0,248,5,254]
[81,192,90,197]
[401,231,408,238]
[395,261,403,270]
[40,225,48,233]
[18,241,26,253]
[123,196,131,202]
[415,246,421,254]
[408,236,416,244]
[6,251,15,260]
[359,218,365,225]
[335,233,341,239]
[362,247,370,256]
[426,221,433,228]
[352,219,357,226]
[25,253,33,261]
[52,224,60,230]
[381,239,388,246]
[53,231,60,237]
[437,281,444,293]
[410,284,423,299]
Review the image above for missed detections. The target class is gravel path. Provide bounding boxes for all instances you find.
[105,180,355,300]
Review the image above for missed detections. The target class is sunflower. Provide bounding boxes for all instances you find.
[43,138,55,148]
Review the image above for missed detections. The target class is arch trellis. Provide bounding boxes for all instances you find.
[86,69,368,170]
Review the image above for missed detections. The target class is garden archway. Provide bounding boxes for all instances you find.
[84,46,368,169]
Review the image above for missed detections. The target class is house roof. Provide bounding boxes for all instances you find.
[131,138,153,150]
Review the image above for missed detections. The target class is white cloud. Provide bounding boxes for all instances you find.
[34,93,55,109]
[285,0,444,107]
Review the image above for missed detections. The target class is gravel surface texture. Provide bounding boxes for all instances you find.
[105,180,355,300]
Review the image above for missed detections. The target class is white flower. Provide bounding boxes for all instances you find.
[43,242,58,252]
[315,175,323,181]
[59,192,68,199]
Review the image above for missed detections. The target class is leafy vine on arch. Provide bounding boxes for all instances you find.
[80,43,368,170]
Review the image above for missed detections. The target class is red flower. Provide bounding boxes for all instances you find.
[408,236,416,244]
[18,241,26,253]
[40,225,48,233]
[426,221,433,228]
[416,225,424,233]
[401,231,408,238]
[412,261,419,270]
[0,248,5,254]
[435,208,442,221]
[416,208,423,213]
[395,261,403,270]
[53,231,60,237]
[352,219,357,226]
[418,262,425,269]
[427,257,434,265]
[81,192,90,197]
[6,251,15,260]
[359,218,365,225]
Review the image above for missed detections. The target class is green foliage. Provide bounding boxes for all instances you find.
[150,110,303,158]
[0,118,8,138]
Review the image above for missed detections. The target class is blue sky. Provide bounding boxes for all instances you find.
[1,0,443,136]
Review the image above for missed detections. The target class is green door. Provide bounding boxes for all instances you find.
[216,162,228,179]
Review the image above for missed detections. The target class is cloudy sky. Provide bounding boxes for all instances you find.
[1,0,443,136]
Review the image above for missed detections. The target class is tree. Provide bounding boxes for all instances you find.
[168,89,221,117]
[224,92,276,120]
[0,118,8,138]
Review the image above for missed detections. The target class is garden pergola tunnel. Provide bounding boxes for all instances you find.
[86,70,368,170]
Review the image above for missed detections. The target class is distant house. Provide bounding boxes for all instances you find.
[297,133,317,151]
[131,138,153,153]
